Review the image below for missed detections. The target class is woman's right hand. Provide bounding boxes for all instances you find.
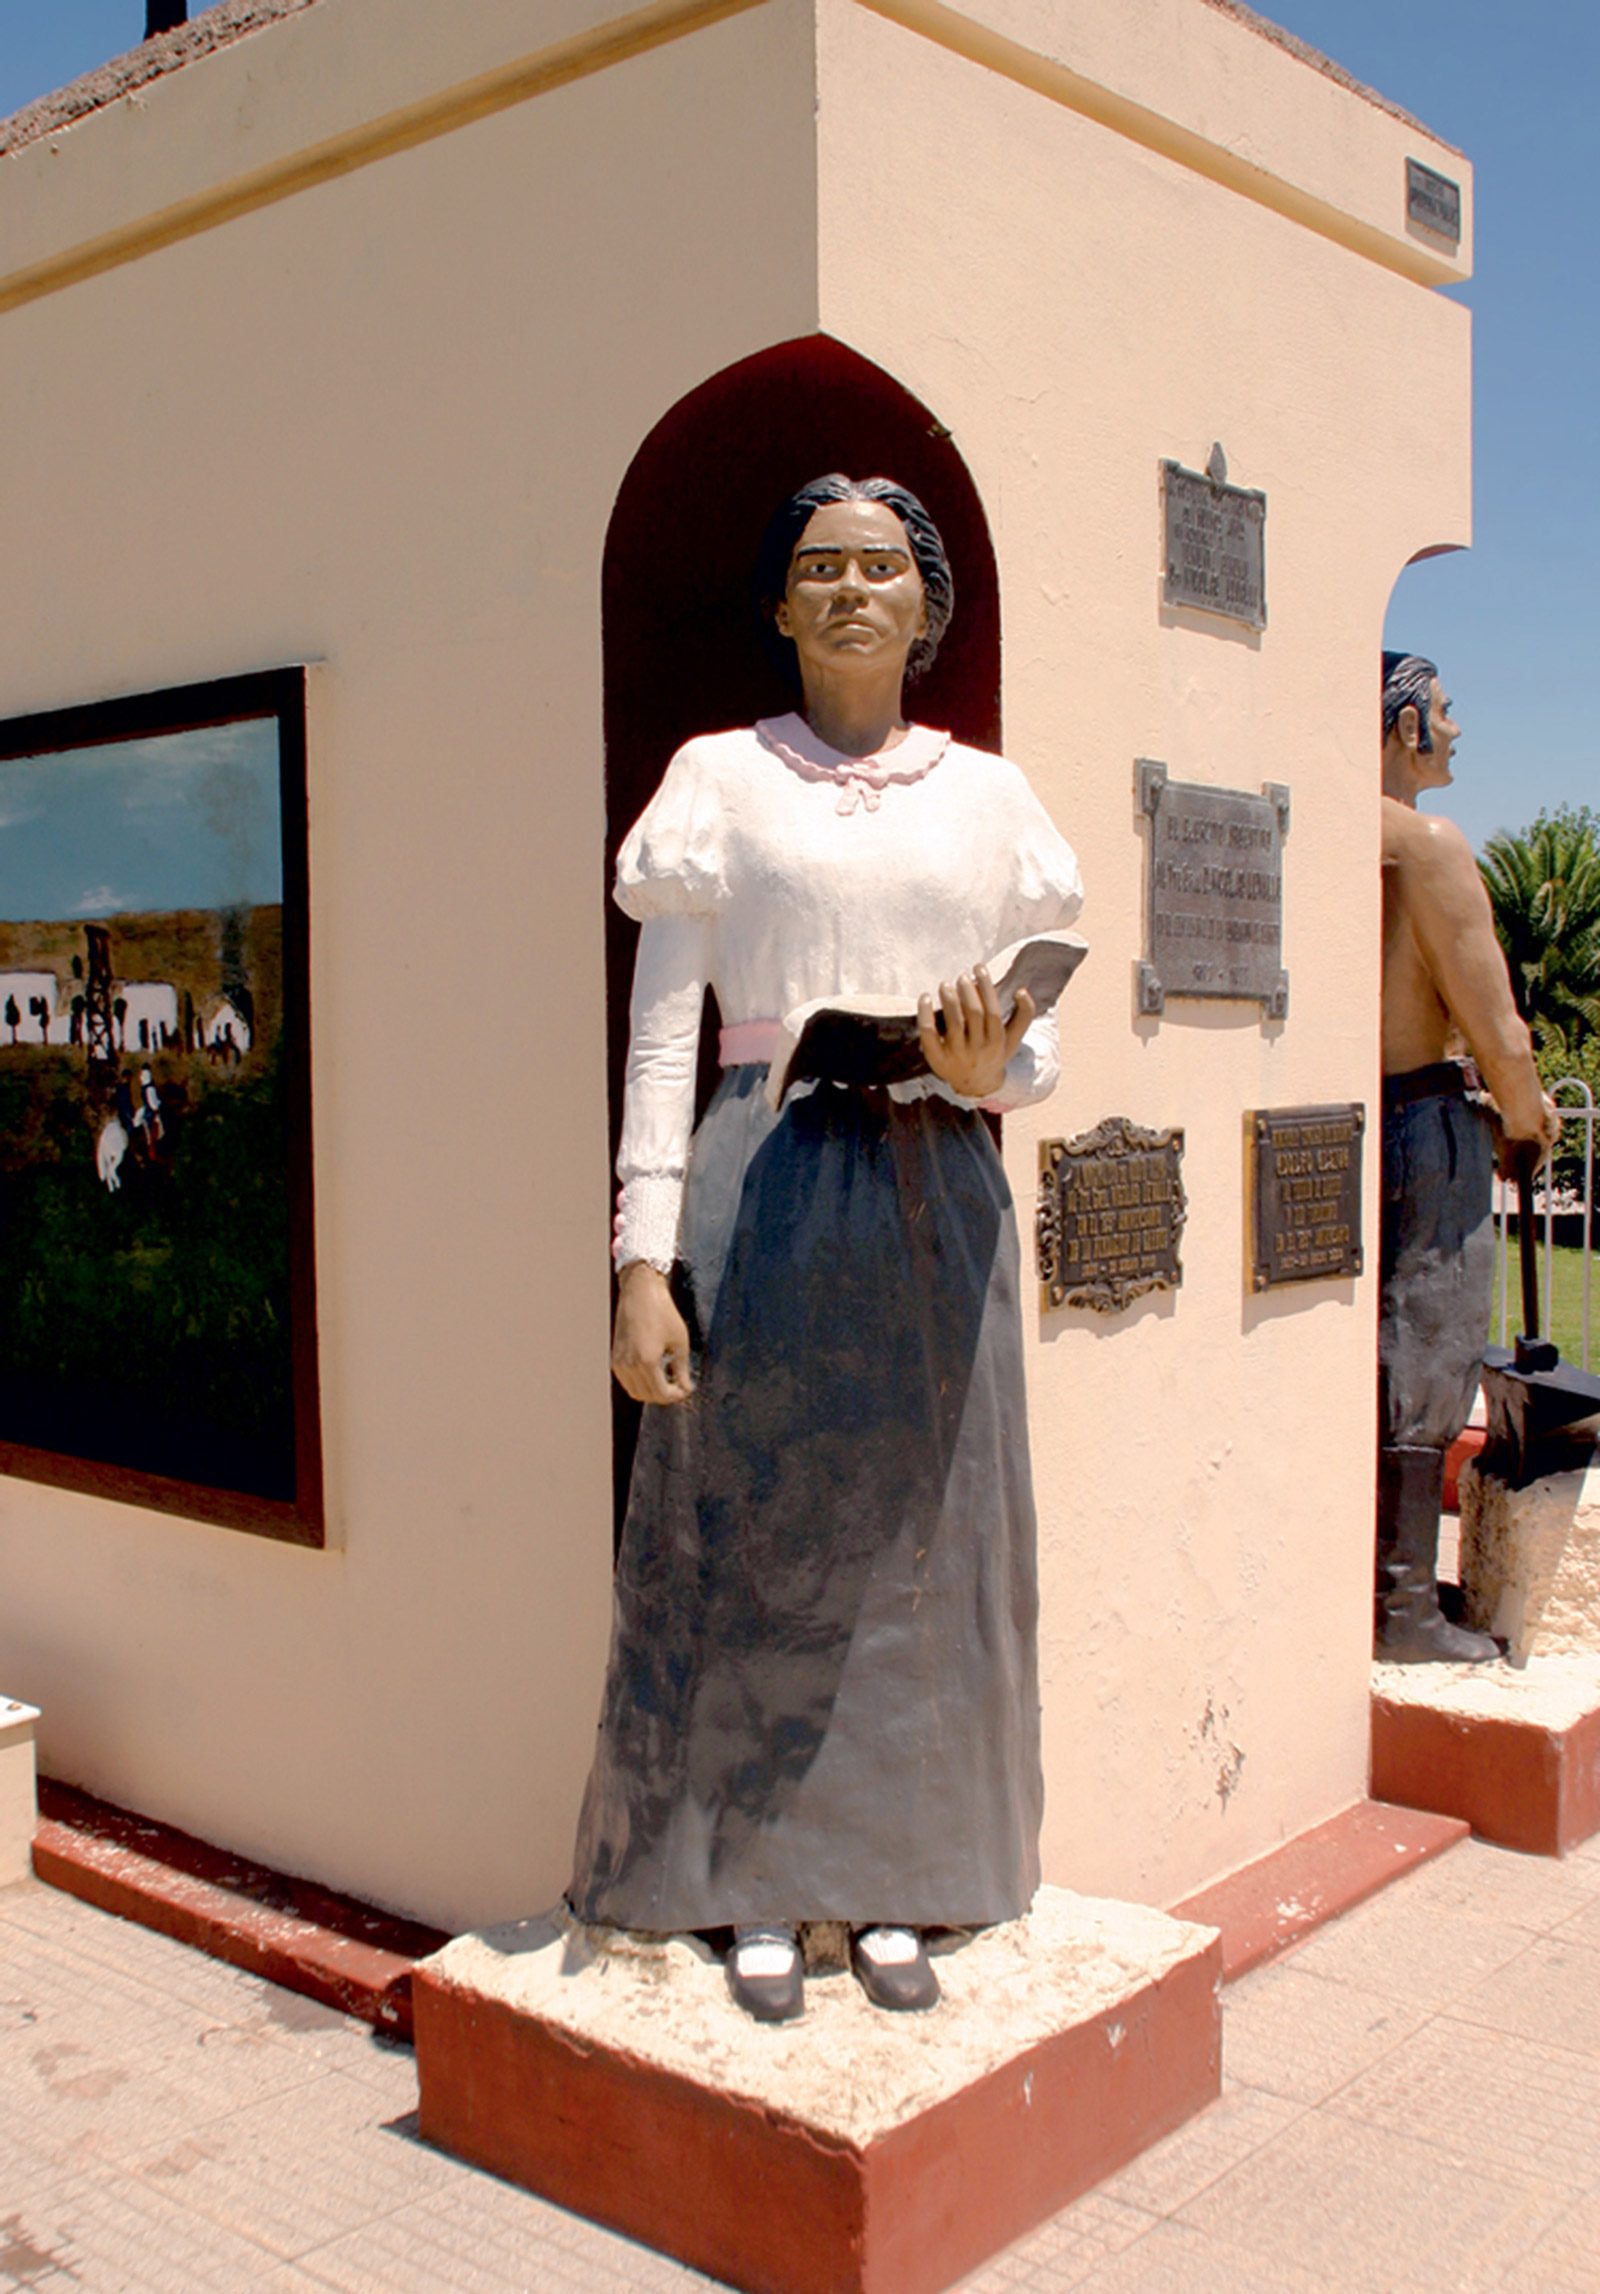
[611,1261,695,1405]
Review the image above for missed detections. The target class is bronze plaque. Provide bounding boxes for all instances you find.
[1038,1117,1186,1314]
[1162,460,1266,629]
[1406,158,1461,245]
[1249,1103,1365,1290]
[1137,760,1289,1017]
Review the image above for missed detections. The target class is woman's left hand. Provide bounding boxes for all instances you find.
[917,967,1037,1101]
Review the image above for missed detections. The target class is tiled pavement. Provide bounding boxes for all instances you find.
[4,1831,1600,2293]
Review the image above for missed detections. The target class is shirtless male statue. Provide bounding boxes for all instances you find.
[1379,651,1558,1661]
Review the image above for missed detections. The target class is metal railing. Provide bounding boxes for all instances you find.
[1495,1076,1595,1370]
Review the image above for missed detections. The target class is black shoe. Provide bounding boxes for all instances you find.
[850,1927,940,2013]
[726,1926,804,2023]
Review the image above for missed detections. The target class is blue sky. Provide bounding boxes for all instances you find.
[0,2,215,108]
[1261,0,1597,848]
[1,2,1593,852]
[0,720,282,922]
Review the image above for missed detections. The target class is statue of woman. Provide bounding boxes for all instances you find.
[569,475,1083,2021]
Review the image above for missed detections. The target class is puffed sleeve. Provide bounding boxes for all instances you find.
[984,786,1085,1115]
[1009,792,1085,935]
[614,739,729,922]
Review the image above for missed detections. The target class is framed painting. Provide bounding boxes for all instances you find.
[0,670,322,1543]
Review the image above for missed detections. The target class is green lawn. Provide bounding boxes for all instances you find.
[1491,1236,1598,1371]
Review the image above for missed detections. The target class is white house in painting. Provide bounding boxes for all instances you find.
[201,997,251,1057]
[0,971,60,1044]
[118,982,180,1053]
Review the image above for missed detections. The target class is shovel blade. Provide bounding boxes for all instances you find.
[1480,1346,1600,1490]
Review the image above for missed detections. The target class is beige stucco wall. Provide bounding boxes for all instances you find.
[0,0,1470,1924]
[0,0,821,1932]
[813,0,1470,1905]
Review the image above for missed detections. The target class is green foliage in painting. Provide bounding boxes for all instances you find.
[0,1044,293,1498]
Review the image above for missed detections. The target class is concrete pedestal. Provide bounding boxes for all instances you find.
[1459,1452,1600,1663]
[413,1889,1221,2294]
[1372,1655,1600,1857]
[1,1697,40,1887]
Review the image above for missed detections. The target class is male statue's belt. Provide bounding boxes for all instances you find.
[1382,1060,1470,1108]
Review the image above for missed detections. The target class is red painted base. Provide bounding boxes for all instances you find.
[1444,1425,1486,1514]
[1171,1798,1469,1982]
[33,1778,447,2034]
[1371,1690,1600,1857]
[414,1919,1221,2294]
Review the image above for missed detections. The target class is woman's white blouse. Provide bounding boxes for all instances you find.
[614,716,1084,1272]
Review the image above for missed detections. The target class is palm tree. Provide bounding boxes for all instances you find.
[1481,808,1600,1209]
[1479,806,1600,1066]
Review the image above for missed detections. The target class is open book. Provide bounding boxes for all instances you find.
[765,929,1088,1109]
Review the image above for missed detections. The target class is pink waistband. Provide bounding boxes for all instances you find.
[719,1019,781,1066]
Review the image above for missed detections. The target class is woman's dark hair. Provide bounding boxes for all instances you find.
[753,473,954,687]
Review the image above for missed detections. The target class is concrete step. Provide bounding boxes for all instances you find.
[33,1776,447,2036]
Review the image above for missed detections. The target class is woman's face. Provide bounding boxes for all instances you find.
[774,501,927,687]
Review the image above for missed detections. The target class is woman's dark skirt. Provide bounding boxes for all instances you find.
[568,1067,1044,1931]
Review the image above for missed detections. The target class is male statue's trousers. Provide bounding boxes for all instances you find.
[1376,1066,1498,1660]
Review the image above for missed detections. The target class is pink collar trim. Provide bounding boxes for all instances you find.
[756,714,951,815]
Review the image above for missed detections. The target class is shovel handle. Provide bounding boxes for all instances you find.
[1514,1141,1542,1342]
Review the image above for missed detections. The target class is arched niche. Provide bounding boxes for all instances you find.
[1380,539,1468,804]
[600,334,1002,1531]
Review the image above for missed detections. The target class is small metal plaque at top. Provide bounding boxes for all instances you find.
[1406,158,1461,245]
[1138,761,1289,1017]
[1038,1116,1186,1315]
[1162,460,1266,629]
[1249,1103,1365,1290]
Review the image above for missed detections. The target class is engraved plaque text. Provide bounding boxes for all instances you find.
[1250,1103,1365,1290]
[1138,761,1289,1016]
[1162,460,1266,629]
[1406,158,1461,245]
[1038,1117,1186,1315]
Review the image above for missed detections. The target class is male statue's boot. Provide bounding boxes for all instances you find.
[1375,1444,1498,1661]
